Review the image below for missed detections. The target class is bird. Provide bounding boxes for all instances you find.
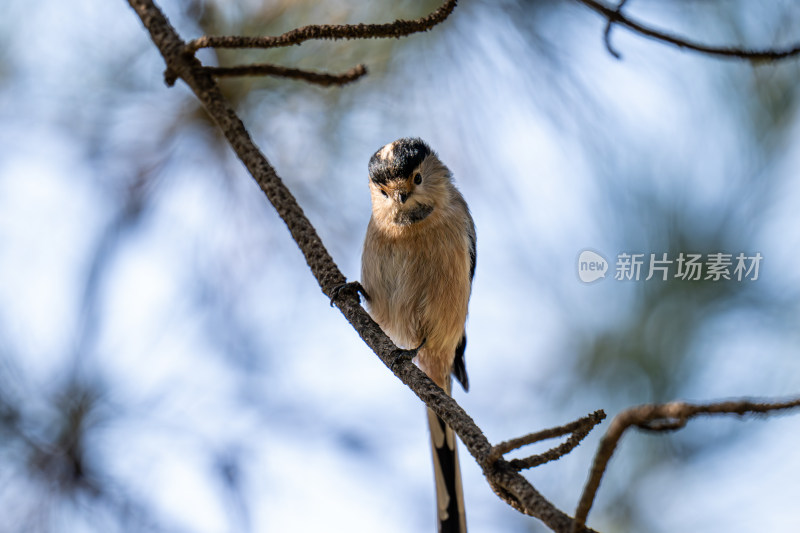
[360,137,476,533]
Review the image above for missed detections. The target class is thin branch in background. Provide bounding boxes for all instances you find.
[576,0,800,61]
[185,0,458,53]
[202,63,368,87]
[572,398,800,532]
[602,0,629,59]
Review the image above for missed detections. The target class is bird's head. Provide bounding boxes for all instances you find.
[367,138,452,227]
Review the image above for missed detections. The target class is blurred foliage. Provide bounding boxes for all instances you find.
[2,0,800,532]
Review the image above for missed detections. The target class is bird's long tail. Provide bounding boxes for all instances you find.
[427,407,466,533]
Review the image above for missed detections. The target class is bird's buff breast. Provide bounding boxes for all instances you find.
[362,218,471,354]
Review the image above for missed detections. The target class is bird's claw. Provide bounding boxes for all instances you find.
[390,337,427,373]
[329,281,370,307]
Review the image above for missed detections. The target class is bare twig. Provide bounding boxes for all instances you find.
[490,410,606,465]
[572,397,800,532]
[507,411,606,471]
[602,0,628,59]
[203,63,367,86]
[576,0,800,61]
[185,0,458,53]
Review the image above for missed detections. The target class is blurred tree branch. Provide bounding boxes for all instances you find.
[125,0,800,532]
[577,0,800,61]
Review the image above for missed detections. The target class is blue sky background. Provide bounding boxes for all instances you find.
[2,0,800,532]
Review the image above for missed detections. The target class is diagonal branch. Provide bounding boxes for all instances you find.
[125,1,595,531]
[572,397,800,532]
[575,0,800,61]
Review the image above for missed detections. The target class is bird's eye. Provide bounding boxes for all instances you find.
[413,172,422,185]
[380,189,388,197]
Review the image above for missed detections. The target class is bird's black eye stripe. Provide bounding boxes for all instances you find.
[413,172,422,185]
[380,189,388,197]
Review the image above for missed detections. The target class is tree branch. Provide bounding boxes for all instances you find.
[602,0,628,59]
[573,397,800,532]
[179,2,456,84]
[125,1,597,531]
[185,0,458,53]
[202,63,368,87]
[489,410,606,469]
[575,0,800,61]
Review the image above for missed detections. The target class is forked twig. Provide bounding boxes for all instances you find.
[489,410,606,469]
[573,398,800,532]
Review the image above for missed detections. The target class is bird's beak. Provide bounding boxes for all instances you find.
[393,188,410,204]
